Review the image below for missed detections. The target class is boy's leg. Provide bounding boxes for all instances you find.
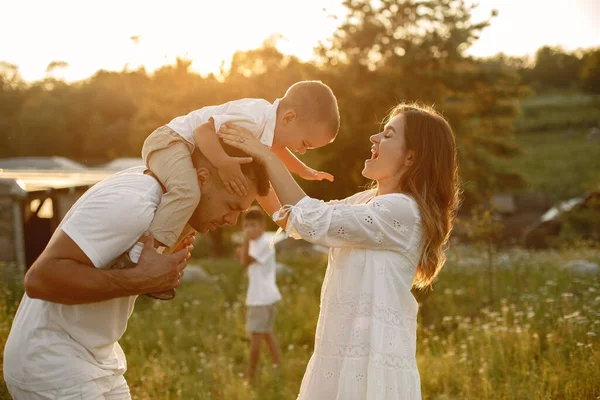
[261,304,280,366]
[146,141,200,248]
[129,127,198,300]
[246,306,265,382]
[162,224,196,255]
[139,142,198,301]
[263,331,281,367]
[247,332,262,381]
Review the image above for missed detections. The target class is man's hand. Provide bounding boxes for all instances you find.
[299,166,334,182]
[217,157,253,196]
[123,233,190,295]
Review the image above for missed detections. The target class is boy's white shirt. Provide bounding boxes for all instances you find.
[167,98,280,148]
[246,234,282,307]
[3,167,162,391]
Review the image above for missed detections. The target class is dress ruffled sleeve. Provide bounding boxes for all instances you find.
[274,193,420,251]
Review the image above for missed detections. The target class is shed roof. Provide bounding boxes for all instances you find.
[0,170,112,192]
[0,157,87,171]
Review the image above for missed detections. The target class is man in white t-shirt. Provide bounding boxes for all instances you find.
[235,207,282,382]
[3,146,270,400]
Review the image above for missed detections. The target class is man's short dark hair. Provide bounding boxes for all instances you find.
[243,206,265,222]
[192,145,270,197]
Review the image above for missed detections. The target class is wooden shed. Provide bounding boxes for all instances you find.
[0,168,112,270]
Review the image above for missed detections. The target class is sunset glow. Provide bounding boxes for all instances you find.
[2,0,599,82]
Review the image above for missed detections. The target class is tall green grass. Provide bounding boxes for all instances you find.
[511,129,600,199]
[1,245,599,399]
[509,94,600,199]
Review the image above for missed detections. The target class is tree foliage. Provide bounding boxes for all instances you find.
[3,1,594,205]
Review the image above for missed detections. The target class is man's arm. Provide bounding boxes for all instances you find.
[24,232,189,305]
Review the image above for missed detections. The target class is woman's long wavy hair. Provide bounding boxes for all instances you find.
[386,103,462,289]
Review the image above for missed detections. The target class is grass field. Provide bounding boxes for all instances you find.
[2,245,599,400]
[516,93,600,134]
[512,128,600,199]
[511,94,600,200]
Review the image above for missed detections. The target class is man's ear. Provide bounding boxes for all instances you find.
[282,110,296,126]
[197,167,212,187]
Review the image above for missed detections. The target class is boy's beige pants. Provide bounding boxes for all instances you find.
[142,125,199,248]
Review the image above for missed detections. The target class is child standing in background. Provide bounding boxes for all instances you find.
[236,207,282,382]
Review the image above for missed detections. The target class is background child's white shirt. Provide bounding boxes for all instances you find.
[167,98,280,148]
[3,167,162,392]
[246,234,282,306]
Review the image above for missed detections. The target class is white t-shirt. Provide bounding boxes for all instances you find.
[167,98,280,148]
[246,234,282,307]
[3,167,162,391]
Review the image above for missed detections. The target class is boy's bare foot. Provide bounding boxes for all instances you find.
[144,232,195,299]
[145,289,176,300]
[108,232,195,301]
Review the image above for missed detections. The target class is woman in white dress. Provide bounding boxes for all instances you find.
[218,103,461,400]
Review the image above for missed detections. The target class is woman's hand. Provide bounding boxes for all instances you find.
[220,123,308,209]
[218,123,272,162]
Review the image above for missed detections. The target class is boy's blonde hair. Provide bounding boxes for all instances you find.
[279,80,340,136]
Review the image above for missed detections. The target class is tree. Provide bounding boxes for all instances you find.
[580,48,600,93]
[45,61,69,79]
[130,58,220,154]
[0,63,26,157]
[225,36,322,100]
[531,46,582,89]
[310,0,526,205]
[77,69,149,159]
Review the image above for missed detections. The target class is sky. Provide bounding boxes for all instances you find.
[1,0,599,82]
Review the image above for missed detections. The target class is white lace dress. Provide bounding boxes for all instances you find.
[279,189,423,400]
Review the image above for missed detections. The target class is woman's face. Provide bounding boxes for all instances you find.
[362,113,413,183]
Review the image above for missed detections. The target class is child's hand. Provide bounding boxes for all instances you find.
[300,167,334,182]
[218,158,253,196]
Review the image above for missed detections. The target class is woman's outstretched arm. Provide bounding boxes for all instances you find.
[217,123,418,251]
[218,123,306,209]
